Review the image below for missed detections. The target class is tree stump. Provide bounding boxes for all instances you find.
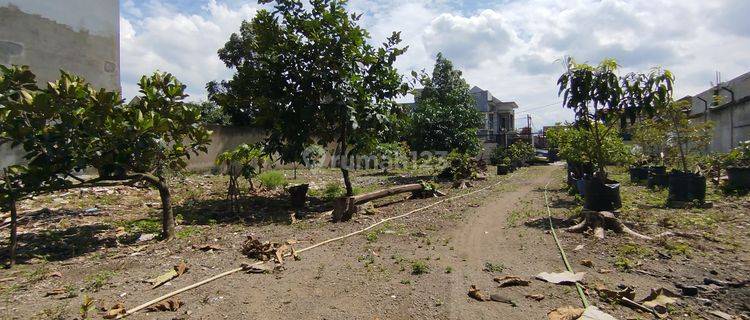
[288,184,309,208]
[566,210,651,240]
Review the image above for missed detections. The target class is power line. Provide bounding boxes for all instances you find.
[518,100,562,113]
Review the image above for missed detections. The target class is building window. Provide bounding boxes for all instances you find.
[487,113,495,131]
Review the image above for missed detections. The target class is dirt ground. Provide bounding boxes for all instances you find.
[0,164,748,319]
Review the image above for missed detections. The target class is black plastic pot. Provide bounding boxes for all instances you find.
[497,165,510,175]
[649,166,667,175]
[668,171,706,203]
[727,167,750,189]
[288,184,309,208]
[629,166,649,182]
[647,173,669,188]
[575,179,586,197]
[583,178,622,211]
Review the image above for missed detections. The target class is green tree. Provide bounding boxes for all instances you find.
[209,0,409,196]
[557,57,673,179]
[188,100,232,126]
[409,53,483,155]
[1,67,210,248]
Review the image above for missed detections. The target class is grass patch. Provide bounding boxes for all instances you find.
[117,218,161,235]
[258,171,288,190]
[85,270,116,292]
[365,231,378,242]
[411,260,429,275]
[483,261,505,273]
[176,226,201,239]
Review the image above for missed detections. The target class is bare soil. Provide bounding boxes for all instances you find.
[0,164,748,319]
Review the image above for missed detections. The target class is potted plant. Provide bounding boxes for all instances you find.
[631,117,669,187]
[661,101,713,205]
[724,140,750,189]
[558,58,672,211]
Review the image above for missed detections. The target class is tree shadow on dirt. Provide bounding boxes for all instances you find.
[2,223,116,264]
[524,216,576,230]
[385,174,437,185]
[175,193,333,226]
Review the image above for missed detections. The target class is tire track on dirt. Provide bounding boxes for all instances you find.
[445,164,580,319]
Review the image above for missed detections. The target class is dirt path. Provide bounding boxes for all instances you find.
[444,164,580,319]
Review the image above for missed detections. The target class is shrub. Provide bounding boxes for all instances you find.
[725,140,750,168]
[440,151,479,180]
[489,146,506,165]
[321,182,345,200]
[508,141,535,165]
[411,260,429,275]
[258,171,288,190]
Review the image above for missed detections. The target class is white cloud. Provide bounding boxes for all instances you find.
[120,0,258,100]
[121,0,750,127]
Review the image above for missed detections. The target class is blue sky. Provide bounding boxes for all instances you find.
[120,0,750,128]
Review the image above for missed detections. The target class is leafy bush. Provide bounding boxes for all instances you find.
[725,140,750,168]
[632,117,669,166]
[440,151,479,180]
[489,147,506,166]
[320,181,345,200]
[508,141,535,165]
[258,171,288,190]
[554,124,630,166]
[215,144,265,189]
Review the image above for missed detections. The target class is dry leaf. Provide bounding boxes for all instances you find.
[103,303,126,319]
[174,262,189,276]
[146,297,183,312]
[494,275,530,287]
[580,306,617,320]
[47,271,62,278]
[580,260,593,268]
[548,306,584,320]
[468,285,489,301]
[641,288,679,308]
[536,271,586,285]
[595,285,635,302]
[526,294,545,301]
[598,269,613,274]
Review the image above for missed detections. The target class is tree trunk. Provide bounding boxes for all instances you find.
[339,118,354,197]
[341,167,353,196]
[138,172,175,240]
[157,176,175,240]
[9,197,17,267]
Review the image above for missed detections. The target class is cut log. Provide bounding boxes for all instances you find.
[332,183,435,222]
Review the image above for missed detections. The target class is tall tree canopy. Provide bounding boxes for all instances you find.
[409,53,483,155]
[209,0,409,195]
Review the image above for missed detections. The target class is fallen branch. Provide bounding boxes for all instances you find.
[332,183,441,222]
[117,172,515,318]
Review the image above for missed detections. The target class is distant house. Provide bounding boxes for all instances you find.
[404,86,519,144]
[684,71,750,153]
[469,86,518,143]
